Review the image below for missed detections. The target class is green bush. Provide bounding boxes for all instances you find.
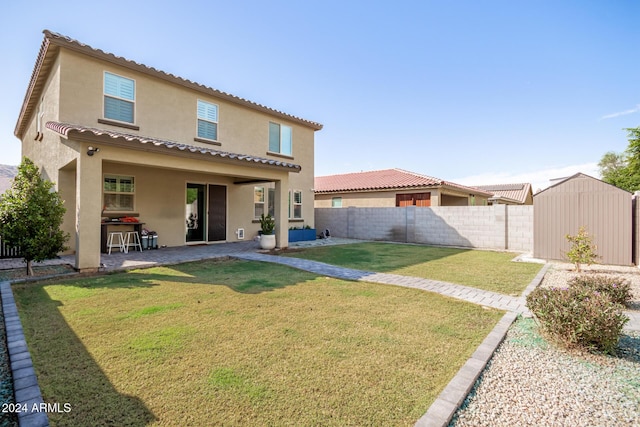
[567,274,632,307]
[526,286,629,354]
[565,226,598,272]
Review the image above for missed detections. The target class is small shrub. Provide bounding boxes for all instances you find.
[527,286,628,354]
[565,226,598,272]
[568,274,632,307]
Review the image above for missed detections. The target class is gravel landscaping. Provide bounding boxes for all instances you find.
[451,262,640,426]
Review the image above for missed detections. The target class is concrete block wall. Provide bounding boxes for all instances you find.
[507,206,534,252]
[315,205,534,252]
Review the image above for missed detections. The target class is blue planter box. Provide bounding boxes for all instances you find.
[288,228,316,242]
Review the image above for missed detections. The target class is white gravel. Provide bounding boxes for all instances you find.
[450,262,640,427]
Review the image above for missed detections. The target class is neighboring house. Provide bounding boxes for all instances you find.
[15,30,322,271]
[314,169,493,208]
[0,165,17,194]
[473,183,533,205]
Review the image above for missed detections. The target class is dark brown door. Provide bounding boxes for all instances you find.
[208,185,226,241]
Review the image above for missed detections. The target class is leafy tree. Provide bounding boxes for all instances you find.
[598,151,626,182]
[598,127,640,192]
[622,127,640,181]
[0,157,69,275]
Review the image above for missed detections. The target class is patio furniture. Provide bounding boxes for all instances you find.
[107,232,127,254]
[125,231,142,252]
[100,221,145,253]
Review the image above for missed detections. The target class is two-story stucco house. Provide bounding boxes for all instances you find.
[14,30,322,272]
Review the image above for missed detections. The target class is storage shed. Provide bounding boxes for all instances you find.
[533,173,632,266]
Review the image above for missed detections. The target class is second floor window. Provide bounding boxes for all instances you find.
[104,72,135,123]
[269,122,292,156]
[197,100,218,141]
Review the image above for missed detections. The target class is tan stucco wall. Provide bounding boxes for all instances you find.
[57,50,315,169]
[21,55,79,183]
[315,188,489,208]
[314,191,399,208]
[315,189,445,207]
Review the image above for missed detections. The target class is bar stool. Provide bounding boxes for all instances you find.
[125,231,142,252]
[107,232,127,254]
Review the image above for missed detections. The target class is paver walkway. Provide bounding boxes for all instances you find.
[236,252,532,314]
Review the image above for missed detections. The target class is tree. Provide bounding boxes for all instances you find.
[598,151,626,182]
[598,127,640,192]
[622,127,640,181]
[0,157,69,275]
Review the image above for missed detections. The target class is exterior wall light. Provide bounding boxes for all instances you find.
[87,146,100,156]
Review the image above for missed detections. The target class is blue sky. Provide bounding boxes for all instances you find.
[1,0,639,191]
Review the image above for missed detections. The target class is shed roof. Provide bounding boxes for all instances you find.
[314,168,493,196]
[15,30,323,138]
[533,172,631,197]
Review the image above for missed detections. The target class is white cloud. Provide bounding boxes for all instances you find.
[600,104,640,120]
[452,162,600,193]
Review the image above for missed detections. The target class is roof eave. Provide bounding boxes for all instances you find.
[14,34,54,138]
[46,121,302,173]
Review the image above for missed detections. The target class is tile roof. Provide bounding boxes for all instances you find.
[15,30,323,138]
[474,183,533,204]
[314,169,493,196]
[46,122,301,171]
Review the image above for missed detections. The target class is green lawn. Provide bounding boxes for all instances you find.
[13,259,503,426]
[285,242,542,295]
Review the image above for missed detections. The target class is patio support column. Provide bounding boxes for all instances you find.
[274,176,289,248]
[74,149,102,272]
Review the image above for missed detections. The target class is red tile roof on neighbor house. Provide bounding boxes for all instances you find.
[474,183,533,204]
[314,169,493,196]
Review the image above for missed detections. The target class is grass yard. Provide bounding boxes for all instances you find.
[285,242,543,295]
[13,259,503,426]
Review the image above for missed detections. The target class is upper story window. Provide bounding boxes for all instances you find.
[332,197,343,208]
[197,100,218,141]
[104,72,135,124]
[268,122,292,156]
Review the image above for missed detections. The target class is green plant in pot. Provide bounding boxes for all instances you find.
[259,213,276,249]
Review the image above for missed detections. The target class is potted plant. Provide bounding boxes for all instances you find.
[259,213,276,249]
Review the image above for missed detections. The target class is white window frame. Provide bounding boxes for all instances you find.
[254,186,275,219]
[103,71,136,124]
[196,99,219,141]
[331,197,342,208]
[268,122,293,156]
[103,174,135,212]
[290,189,303,219]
